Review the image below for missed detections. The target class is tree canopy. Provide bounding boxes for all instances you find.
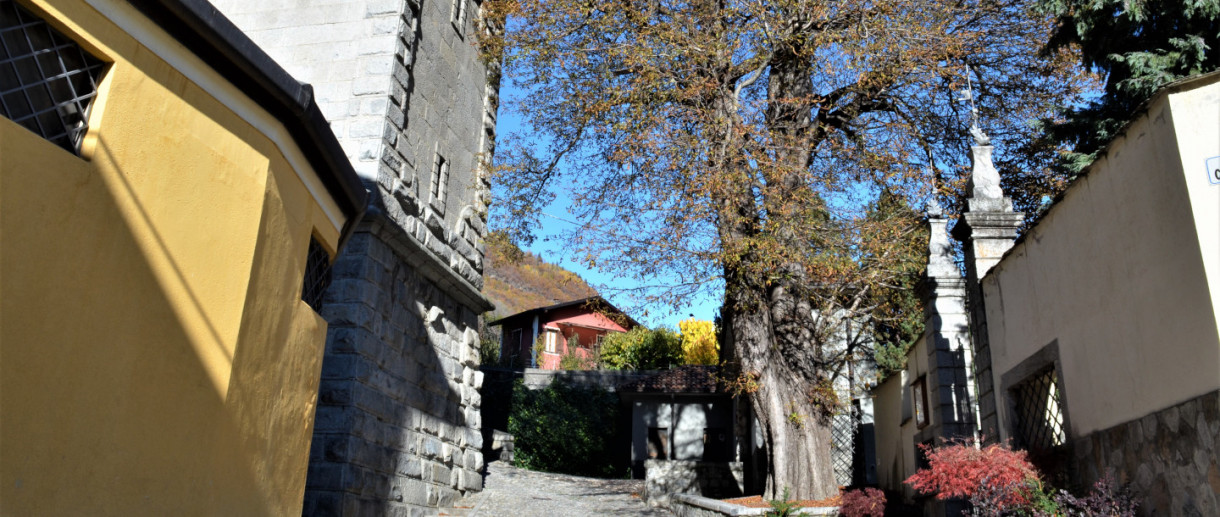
[484,0,1088,498]
[1037,0,1220,174]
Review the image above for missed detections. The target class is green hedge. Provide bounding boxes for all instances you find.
[507,379,622,477]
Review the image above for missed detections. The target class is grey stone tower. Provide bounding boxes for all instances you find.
[951,135,1023,441]
[208,0,499,514]
[923,200,980,440]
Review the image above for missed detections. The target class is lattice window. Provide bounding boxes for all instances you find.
[302,237,333,312]
[830,408,857,487]
[1,0,105,154]
[1012,367,1066,453]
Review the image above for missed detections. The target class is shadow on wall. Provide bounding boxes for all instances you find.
[1,133,275,514]
[304,223,475,512]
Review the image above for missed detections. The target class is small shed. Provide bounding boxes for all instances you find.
[618,366,736,471]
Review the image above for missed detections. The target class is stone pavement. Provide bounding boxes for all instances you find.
[447,461,673,516]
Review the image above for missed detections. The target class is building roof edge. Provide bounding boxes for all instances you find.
[125,0,368,244]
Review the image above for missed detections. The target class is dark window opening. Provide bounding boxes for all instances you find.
[912,376,929,429]
[702,427,729,462]
[1,0,106,154]
[915,439,934,470]
[302,237,333,312]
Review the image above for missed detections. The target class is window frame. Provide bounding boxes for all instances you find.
[301,235,334,312]
[912,376,930,429]
[449,0,467,36]
[0,0,108,155]
[429,150,449,214]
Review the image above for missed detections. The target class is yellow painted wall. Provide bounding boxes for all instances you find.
[1,0,346,514]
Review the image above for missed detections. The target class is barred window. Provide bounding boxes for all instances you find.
[302,237,333,312]
[449,0,467,35]
[1,0,106,154]
[1012,367,1067,453]
[430,152,449,211]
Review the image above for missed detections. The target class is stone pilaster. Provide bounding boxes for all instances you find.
[951,143,1023,441]
[923,203,978,440]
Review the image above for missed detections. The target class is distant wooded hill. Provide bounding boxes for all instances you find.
[483,234,598,320]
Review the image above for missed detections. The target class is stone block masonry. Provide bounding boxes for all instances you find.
[1071,389,1220,516]
[304,226,489,516]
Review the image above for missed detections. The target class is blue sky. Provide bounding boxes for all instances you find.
[490,85,722,330]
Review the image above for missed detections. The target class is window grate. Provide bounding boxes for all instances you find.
[0,0,105,154]
[302,237,333,312]
[1012,368,1066,453]
[430,152,449,211]
[830,406,857,487]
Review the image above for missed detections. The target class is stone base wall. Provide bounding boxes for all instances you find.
[490,430,514,464]
[1071,389,1219,516]
[644,460,745,507]
[303,225,486,516]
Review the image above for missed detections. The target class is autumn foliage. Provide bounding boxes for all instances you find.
[679,318,719,365]
[904,439,1040,508]
[485,0,1090,499]
[484,231,598,318]
[838,488,886,517]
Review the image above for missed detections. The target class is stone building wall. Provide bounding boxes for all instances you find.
[210,0,500,514]
[305,225,488,514]
[1071,389,1220,516]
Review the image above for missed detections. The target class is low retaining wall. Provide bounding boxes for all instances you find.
[522,368,656,391]
[644,460,745,507]
[670,494,838,517]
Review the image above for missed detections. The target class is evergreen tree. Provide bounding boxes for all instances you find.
[1039,0,1220,173]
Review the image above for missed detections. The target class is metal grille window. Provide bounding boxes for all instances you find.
[430,152,449,210]
[830,407,857,487]
[302,237,333,312]
[1,0,106,153]
[450,0,467,35]
[1012,367,1067,453]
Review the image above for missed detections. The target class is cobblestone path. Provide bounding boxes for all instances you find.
[450,461,673,516]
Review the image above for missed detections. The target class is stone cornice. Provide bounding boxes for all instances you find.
[362,208,494,313]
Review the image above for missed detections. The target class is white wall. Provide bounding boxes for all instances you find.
[982,75,1220,438]
[629,396,733,463]
[871,338,926,499]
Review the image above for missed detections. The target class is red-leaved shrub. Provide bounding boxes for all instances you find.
[904,439,1039,508]
[839,488,886,517]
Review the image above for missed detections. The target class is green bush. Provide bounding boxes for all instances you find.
[507,379,621,477]
[599,326,683,370]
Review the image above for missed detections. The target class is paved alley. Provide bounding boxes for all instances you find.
[454,462,672,516]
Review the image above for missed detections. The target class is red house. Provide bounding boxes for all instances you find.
[488,296,639,369]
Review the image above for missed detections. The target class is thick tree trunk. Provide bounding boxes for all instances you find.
[726,281,839,500]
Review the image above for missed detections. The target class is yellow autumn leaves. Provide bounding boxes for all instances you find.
[679,318,718,365]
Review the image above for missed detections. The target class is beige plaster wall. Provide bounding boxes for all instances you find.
[871,337,926,499]
[982,76,1220,438]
